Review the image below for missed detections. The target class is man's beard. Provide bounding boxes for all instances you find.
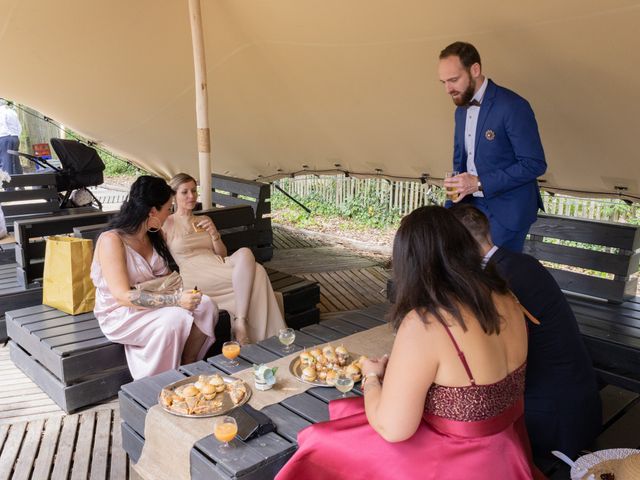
[452,76,476,106]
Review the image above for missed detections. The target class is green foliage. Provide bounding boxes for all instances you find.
[102,152,145,176]
[272,184,403,230]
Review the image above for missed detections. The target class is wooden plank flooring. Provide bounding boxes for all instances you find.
[0,411,129,480]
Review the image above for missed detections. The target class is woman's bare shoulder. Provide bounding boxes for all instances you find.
[97,230,124,252]
[397,308,442,338]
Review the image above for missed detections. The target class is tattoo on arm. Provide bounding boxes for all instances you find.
[128,289,179,308]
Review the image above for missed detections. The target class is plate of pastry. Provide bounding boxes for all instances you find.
[158,373,251,417]
[571,448,640,480]
[289,344,365,387]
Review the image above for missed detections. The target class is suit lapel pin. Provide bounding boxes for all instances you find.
[485,129,495,141]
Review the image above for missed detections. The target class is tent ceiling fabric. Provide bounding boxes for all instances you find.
[1,0,639,199]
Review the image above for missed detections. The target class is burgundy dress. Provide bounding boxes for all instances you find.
[276,324,545,480]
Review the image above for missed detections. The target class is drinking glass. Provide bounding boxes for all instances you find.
[278,328,296,353]
[192,216,206,233]
[335,374,355,398]
[213,416,238,451]
[222,341,241,367]
[445,171,459,201]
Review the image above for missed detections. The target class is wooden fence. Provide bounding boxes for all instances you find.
[273,175,640,224]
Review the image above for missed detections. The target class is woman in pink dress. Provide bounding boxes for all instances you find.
[277,206,545,480]
[163,173,285,345]
[91,176,218,380]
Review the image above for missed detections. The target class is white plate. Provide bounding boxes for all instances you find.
[289,351,362,387]
[158,374,252,418]
[570,448,640,480]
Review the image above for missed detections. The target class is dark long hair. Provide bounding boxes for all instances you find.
[389,206,509,334]
[108,175,175,267]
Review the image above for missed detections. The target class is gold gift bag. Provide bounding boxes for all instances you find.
[42,236,95,315]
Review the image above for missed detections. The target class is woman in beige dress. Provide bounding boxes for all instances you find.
[163,173,286,344]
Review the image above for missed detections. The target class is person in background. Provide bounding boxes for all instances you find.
[438,41,546,252]
[0,100,23,175]
[277,206,543,480]
[164,173,286,345]
[451,203,602,459]
[91,176,218,379]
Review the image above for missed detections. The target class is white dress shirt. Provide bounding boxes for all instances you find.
[481,244,499,269]
[464,78,488,198]
[0,106,21,138]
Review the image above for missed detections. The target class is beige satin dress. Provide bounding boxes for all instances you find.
[164,214,286,342]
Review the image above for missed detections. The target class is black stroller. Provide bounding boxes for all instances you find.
[10,138,105,208]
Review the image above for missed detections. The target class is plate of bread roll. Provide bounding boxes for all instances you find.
[158,373,251,417]
[289,344,365,387]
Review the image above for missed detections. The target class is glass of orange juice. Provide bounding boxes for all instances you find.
[214,416,238,450]
[222,341,241,367]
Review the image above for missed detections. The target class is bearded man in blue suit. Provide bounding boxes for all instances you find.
[439,41,547,252]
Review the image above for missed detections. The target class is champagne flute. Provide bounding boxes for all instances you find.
[213,416,238,451]
[278,328,296,353]
[335,374,355,398]
[445,171,459,201]
[222,341,241,367]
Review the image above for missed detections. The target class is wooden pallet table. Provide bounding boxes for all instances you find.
[118,304,390,479]
[5,305,131,412]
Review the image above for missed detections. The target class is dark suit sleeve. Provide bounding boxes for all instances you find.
[480,98,547,198]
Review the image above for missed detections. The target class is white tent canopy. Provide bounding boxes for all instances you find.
[1,0,639,200]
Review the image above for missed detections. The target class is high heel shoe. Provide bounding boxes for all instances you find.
[232,316,251,345]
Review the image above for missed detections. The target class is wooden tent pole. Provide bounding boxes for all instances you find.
[188,0,212,208]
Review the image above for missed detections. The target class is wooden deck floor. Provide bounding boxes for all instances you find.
[0,225,391,479]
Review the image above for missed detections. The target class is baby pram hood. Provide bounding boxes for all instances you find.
[50,138,105,191]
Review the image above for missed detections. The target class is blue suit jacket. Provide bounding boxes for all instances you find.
[453,80,546,231]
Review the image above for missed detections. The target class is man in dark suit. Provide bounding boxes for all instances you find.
[439,42,546,252]
[451,204,602,459]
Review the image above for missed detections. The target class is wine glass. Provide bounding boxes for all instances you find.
[222,341,241,367]
[213,416,238,451]
[278,328,296,353]
[335,374,355,398]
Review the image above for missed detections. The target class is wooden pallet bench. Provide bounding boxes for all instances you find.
[0,172,100,233]
[5,305,131,413]
[71,205,321,334]
[0,173,60,230]
[118,303,388,480]
[13,210,116,288]
[525,213,640,392]
[0,263,42,343]
[211,174,273,263]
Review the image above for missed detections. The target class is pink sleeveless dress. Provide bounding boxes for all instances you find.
[90,232,218,380]
[276,324,545,480]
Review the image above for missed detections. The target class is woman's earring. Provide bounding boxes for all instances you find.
[146,215,162,233]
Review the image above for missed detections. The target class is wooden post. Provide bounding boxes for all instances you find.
[188,0,212,208]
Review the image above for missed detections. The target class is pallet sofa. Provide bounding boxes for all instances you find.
[6,183,319,413]
[0,172,99,233]
[211,174,273,263]
[524,213,640,392]
[0,209,112,343]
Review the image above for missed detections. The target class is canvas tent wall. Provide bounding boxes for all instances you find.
[0,0,639,201]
